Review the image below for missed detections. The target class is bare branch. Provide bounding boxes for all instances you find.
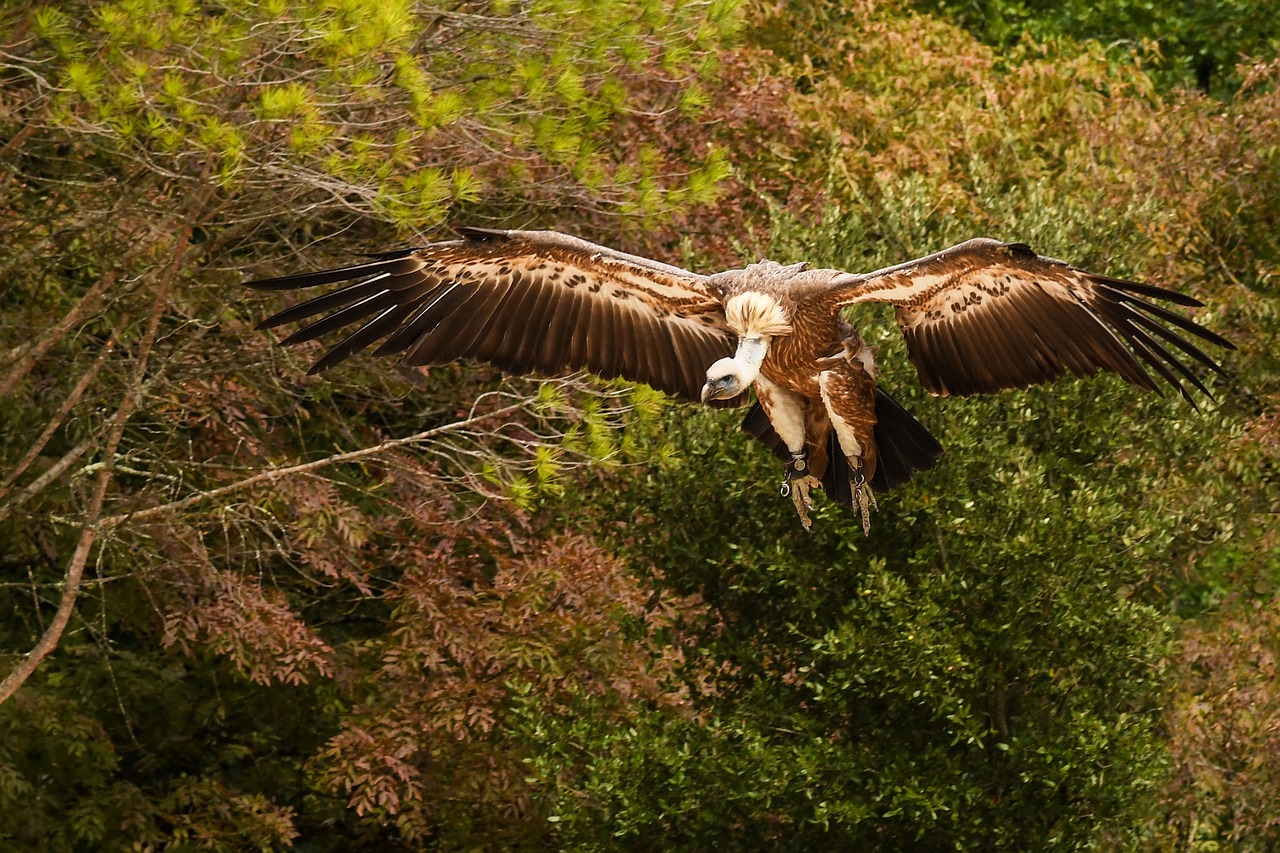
[90,399,531,531]
[0,183,210,704]
[0,515,100,704]
[0,437,95,525]
[0,342,113,497]
[0,270,119,398]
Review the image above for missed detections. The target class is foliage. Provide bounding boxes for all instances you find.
[910,0,1280,95]
[531,2,1278,847]
[1165,580,1280,849]
[0,0,738,847]
[0,0,1277,849]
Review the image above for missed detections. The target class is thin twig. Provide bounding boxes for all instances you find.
[0,270,119,398]
[90,400,529,531]
[0,342,113,496]
[0,437,95,525]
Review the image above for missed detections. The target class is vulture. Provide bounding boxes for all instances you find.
[248,228,1233,531]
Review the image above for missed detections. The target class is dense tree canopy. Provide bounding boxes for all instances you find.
[1,0,1277,849]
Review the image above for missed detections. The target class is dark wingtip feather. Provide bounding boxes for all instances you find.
[356,248,419,261]
[247,265,379,292]
[1104,286,1237,352]
[1093,273,1205,308]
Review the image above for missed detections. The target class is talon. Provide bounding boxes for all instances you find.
[787,474,822,531]
[851,464,875,536]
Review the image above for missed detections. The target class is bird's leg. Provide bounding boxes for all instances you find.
[851,464,877,536]
[780,451,822,532]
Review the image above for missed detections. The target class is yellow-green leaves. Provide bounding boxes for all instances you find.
[61,61,103,101]
[255,82,318,122]
[22,0,742,225]
[32,6,85,57]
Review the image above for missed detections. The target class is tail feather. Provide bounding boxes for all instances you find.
[740,386,942,506]
[869,388,943,492]
[823,430,854,505]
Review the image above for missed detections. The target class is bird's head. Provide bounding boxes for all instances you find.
[701,356,755,403]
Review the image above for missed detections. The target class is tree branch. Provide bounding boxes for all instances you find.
[0,269,119,398]
[0,342,112,499]
[90,399,530,531]
[0,437,95,525]
[0,187,207,704]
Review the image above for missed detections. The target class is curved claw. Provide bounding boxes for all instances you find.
[851,465,877,536]
[787,474,822,532]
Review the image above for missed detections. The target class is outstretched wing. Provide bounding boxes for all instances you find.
[838,239,1233,404]
[248,228,744,405]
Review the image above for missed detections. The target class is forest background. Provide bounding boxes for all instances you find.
[1,0,1277,849]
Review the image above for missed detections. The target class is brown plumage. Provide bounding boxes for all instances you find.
[248,228,1233,531]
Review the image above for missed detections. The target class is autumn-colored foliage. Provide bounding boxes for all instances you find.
[1166,587,1280,847]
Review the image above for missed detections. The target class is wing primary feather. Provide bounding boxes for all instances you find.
[400,283,471,364]
[371,284,453,356]
[307,306,405,375]
[1079,303,1175,396]
[1099,287,1236,351]
[403,282,505,366]
[279,288,393,345]
[1092,274,1204,307]
[1108,321,1189,403]
[1092,301,1210,402]
[1128,326,1211,402]
[356,248,420,261]
[1065,295,1162,391]
[436,272,522,358]
[1111,300,1228,377]
[248,256,420,291]
[258,273,391,330]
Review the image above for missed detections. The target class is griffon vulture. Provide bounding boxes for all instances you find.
[248,228,1233,531]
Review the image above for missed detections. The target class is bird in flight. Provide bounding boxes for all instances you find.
[248,228,1233,532]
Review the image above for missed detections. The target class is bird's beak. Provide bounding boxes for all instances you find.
[701,376,736,404]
